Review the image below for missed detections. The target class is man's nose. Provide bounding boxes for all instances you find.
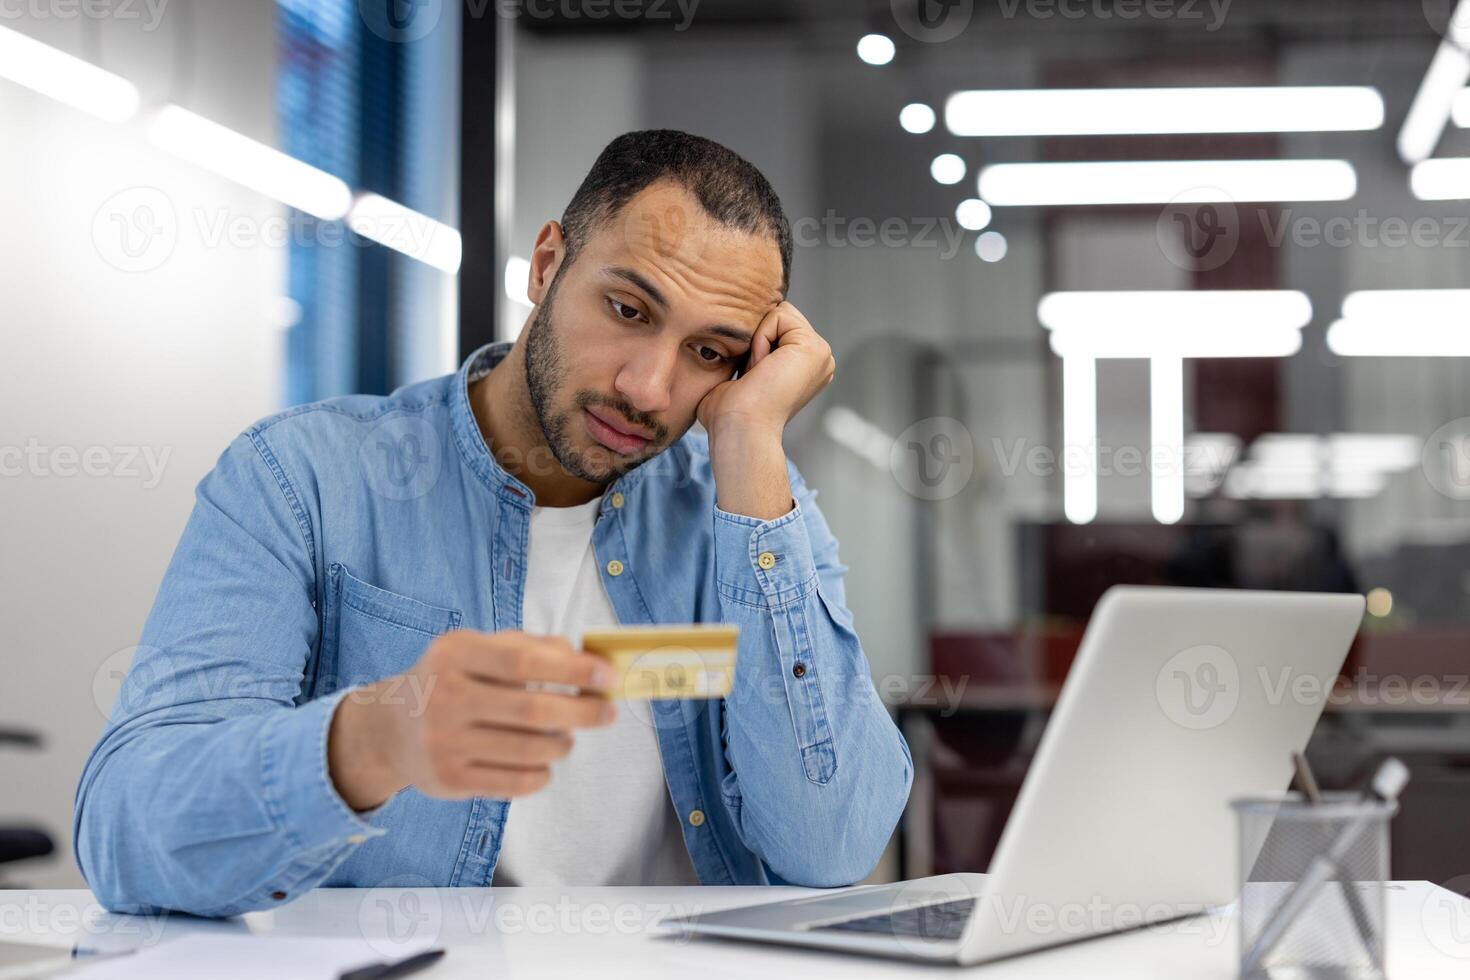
[614,343,677,415]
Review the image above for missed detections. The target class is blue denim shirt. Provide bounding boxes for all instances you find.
[73,342,913,917]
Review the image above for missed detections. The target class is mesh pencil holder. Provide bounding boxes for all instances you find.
[1232,793,1396,980]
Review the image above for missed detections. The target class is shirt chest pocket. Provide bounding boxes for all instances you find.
[313,562,463,697]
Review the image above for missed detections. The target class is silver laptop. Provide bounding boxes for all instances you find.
[659,586,1365,966]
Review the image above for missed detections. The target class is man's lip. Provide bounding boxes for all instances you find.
[584,405,654,442]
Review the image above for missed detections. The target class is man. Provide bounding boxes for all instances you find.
[74,130,913,917]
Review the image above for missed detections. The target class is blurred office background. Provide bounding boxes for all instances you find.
[3,0,1470,896]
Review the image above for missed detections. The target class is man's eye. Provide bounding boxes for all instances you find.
[695,345,730,364]
[608,299,645,321]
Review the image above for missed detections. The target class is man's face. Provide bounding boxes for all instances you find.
[524,181,785,484]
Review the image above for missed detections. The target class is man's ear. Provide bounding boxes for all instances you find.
[527,220,568,305]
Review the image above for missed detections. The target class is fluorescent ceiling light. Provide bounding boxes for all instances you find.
[975,231,1007,262]
[348,193,463,273]
[149,105,352,220]
[1399,4,1470,164]
[1410,157,1470,200]
[1049,324,1302,359]
[1151,357,1185,525]
[1225,466,1387,500]
[1039,291,1313,332]
[1062,356,1097,525]
[955,198,992,231]
[899,103,936,134]
[1328,434,1420,471]
[0,24,139,123]
[1329,291,1470,356]
[1249,433,1418,472]
[856,34,894,66]
[931,153,966,185]
[1246,434,1321,467]
[1326,319,1470,357]
[979,160,1357,207]
[946,86,1384,137]
[1341,289,1470,322]
[1222,432,1416,500]
[1455,88,1470,128]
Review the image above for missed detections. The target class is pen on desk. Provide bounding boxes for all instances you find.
[337,947,445,980]
[1292,752,1379,963]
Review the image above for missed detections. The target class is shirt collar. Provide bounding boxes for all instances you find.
[448,341,536,506]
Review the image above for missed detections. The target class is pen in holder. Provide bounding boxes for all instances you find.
[1232,758,1407,980]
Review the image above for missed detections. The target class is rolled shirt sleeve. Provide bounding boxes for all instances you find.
[73,431,387,917]
[712,466,914,886]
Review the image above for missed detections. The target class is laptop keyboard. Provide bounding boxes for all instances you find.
[811,897,976,942]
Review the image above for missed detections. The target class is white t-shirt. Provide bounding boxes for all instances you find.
[490,493,700,887]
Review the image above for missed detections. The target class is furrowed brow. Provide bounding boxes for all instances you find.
[605,266,668,310]
[605,266,754,345]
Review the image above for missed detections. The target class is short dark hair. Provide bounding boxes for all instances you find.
[558,129,793,295]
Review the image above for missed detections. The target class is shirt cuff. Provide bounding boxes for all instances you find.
[713,502,819,608]
[258,686,391,854]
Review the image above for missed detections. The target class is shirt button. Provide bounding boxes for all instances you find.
[270,890,287,901]
[610,492,625,509]
[756,551,776,570]
[346,834,367,844]
[687,809,705,827]
[606,559,624,577]
[792,662,806,678]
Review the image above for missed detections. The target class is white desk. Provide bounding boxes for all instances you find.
[3,883,1469,978]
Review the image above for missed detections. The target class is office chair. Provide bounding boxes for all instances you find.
[0,727,55,874]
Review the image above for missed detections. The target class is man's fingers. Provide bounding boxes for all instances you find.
[442,631,615,692]
[461,727,575,768]
[467,681,616,733]
[747,306,780,369]
[435,763,554,800]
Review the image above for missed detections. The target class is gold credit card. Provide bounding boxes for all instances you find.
[581,625,739,700]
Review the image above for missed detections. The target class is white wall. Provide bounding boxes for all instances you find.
[0,2,284,886]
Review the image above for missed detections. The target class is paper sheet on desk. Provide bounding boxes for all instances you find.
[68,935,437,979]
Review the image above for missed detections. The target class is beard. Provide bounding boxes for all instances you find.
[523,272,672,484]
